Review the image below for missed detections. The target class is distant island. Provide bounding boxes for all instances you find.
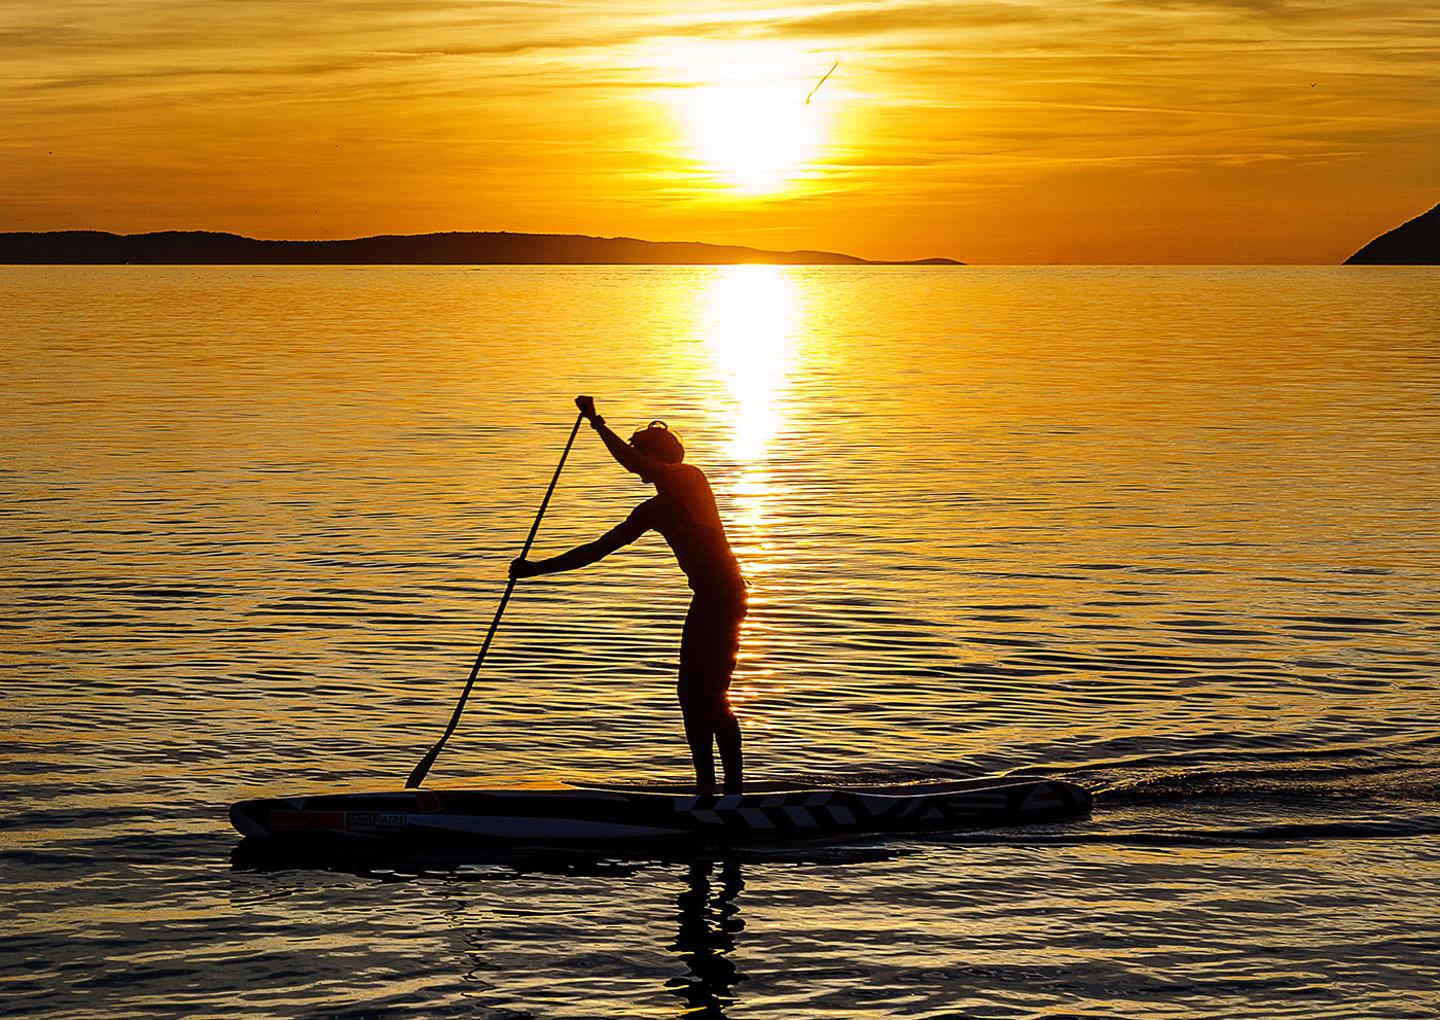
[1345,201,1438,265]
[0,230,963,266]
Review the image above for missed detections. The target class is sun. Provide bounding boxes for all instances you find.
[653,43,837,196]
[683,81,827,194]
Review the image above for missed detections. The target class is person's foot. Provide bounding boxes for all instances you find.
[722,780,743,796]
[694,782,719,797]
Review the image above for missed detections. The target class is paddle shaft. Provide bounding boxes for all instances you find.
[406,410,586,788]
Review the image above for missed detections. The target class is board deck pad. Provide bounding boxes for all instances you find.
[230,777,1092,843]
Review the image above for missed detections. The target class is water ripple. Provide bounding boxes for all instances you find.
[4,265,1439,1019]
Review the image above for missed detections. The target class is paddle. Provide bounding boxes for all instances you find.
[406,409,585,788]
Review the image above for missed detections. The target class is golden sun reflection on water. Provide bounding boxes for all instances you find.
[701,264,802,467]
[699,265,806,717]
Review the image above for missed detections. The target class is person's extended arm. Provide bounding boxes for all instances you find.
[575,395,666,478]
[510,507,649,579]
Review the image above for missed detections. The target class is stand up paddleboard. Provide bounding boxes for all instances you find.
[230,776,1090,844]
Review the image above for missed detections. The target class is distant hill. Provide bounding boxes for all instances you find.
[1345,202,1439,265]
[0,230,963,266]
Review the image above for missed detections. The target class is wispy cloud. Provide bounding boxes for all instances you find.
[2,0,1436,261]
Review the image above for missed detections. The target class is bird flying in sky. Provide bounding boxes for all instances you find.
[806,61,838,105]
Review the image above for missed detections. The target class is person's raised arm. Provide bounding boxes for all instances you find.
[575,395,666,479]
[510,504,651,579]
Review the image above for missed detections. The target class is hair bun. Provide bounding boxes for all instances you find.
[630,421,685,464]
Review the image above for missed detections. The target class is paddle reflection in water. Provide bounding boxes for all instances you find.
[669,857,746,1018]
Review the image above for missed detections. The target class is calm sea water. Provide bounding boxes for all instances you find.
[4,265,1438,1019]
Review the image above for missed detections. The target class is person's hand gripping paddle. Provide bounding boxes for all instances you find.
[405,407,585,788]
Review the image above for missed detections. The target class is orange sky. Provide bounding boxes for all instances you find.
[3,1,1437,263]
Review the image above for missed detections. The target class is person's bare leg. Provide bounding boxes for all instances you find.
[683,710,718,794]
[716,712,743,795]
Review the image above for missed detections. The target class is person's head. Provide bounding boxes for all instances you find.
[630,420,684,470]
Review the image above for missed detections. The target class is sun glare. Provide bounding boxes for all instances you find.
[653,42,837,196]
[684,82,826,194]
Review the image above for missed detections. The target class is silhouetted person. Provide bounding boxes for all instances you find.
[510,396,747,794]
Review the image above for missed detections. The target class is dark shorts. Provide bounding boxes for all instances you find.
[677,589,747,726]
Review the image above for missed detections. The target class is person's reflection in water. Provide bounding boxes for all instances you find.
[668,857,746,1017]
